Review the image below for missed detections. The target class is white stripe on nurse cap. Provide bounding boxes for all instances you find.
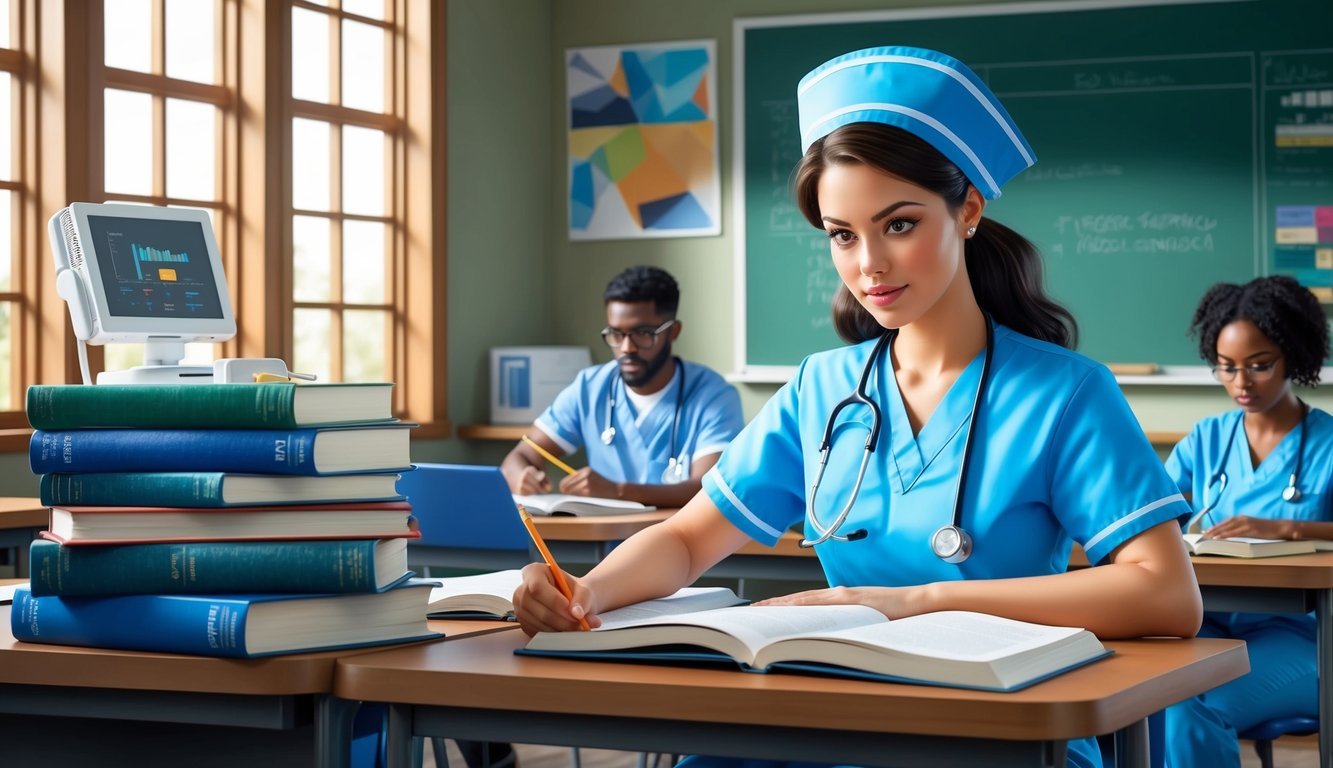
[796,46,1035,199]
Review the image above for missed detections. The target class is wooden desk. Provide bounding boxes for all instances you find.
[0,604,514,768]
[334,630,1247,768]
[0,497,46,578]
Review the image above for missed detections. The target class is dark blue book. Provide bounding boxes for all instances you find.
[28,537,413,597]
[9,581,440,658]
[29,425,413,476]
[39,471,405,508]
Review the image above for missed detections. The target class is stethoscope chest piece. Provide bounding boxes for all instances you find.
[601,426,616,445]
[661,457,688,484]
[1283,476,1301,502]
[931,525,973,564]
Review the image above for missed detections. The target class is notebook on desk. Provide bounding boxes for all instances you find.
[396,463,531,550]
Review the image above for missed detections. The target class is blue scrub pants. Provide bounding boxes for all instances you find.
[1163,614,1317,768]
[674,735,1102,768]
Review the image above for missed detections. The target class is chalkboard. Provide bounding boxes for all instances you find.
[736,0,1333,375]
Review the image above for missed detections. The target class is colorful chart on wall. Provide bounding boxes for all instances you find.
[566,39,720,241]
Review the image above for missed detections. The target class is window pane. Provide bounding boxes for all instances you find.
[0,191,11,291]
[344,309,387,382]
[342,220,386,303]
[166,0,217,84]
[292,118,331,211]
[0,73,10,180]
[0,0,10,48]
[102,343,141,375]
[0,301,10,410]
[341,19,384,113]
[293,308,332,382]
[342,126,384,216]
[105,89,154,195]
[166,98,216,201]
[292,7,330,103]
[104,0,152,73]
[293,215,331,302]
[342,0,384,21]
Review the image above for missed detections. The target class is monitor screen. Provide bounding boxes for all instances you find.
[85,214,226,320]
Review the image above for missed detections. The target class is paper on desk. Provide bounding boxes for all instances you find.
[0,581,27,604]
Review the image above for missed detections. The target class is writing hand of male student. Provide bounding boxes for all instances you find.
[515,465,552,494]
[754,585,926,620]
[512,562,602,636]
[559,467,618,497]
[1204,515,1297,540]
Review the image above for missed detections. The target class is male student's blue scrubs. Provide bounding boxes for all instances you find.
[695,325,1190,768]
[536,360,744,481]
[1162,407,1333,768]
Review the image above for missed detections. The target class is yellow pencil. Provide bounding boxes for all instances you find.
[522,434,578,476]
[517,504,591,631]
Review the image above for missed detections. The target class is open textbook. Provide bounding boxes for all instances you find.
[426,569,743,620]
[1182,507,1324,558]
[520,604,1110,692]
[513,493,655,517]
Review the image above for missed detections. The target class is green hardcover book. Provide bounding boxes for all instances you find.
[28,537,413,596]
[39,471,404,508]
[25,382,394,430]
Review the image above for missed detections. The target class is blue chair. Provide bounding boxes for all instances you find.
[396,463,534,576]
[1239,716,1318,768]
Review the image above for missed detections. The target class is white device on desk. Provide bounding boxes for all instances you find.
[49,202,237,384]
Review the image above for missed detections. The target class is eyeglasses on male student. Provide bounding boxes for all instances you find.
[601,319,676,349]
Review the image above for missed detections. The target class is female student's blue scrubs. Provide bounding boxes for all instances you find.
[1162,406,1333,768]
[536,360,744,482]
[698,325,1191,768]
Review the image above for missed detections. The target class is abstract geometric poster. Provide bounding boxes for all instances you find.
[567,40,720,240]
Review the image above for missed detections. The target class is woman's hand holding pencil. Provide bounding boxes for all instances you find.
[516,504,594,633]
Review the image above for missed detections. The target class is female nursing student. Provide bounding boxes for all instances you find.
[514,46,1203,768]
[1163,275,1332,768]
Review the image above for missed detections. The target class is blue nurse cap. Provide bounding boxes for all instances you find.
[797,46,1035,199]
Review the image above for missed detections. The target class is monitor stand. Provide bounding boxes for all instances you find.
[95,339,214,385]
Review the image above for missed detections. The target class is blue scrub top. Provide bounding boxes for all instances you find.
[536,359,744,484]
[704,325,1189,588]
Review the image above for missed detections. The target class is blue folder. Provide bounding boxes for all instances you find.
[396,463,530,550]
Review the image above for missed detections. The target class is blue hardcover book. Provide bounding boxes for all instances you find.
[29,425,414,476]
[39,471,405,508]
[28,537,414,596]
[9,580,441,658]
[517,606,1111,693]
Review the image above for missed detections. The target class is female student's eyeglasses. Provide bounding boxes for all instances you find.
[601,319,676,349]
[1210,359,1280,383]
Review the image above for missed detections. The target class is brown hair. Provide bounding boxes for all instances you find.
[795,122,1077,348]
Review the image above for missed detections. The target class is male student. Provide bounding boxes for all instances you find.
[501,265,744,508]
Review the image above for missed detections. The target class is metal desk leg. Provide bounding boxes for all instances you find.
[386,703,415,768]
[315,694,359,768]
[1113,718,1149,768]
[1319,589,1332,768]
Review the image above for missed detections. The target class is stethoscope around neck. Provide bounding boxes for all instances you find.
[801,315,995,564]
[1190,401,1309,528]
[601,358,688,484]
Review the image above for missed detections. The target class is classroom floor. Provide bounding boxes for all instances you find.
[424,738,1320,768]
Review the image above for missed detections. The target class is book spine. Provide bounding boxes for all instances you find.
[28,538,386,596]
[25,384,298,429]
[30,429,320,475]
[10,588,254,658]
[40,472,227,507]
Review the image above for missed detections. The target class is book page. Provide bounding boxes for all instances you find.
[796,611,1086,662]
[598,604,885,651]
[427,570,523,613]
[514,493,652,515]
[597,587,744,628]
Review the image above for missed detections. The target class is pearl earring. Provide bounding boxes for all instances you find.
[966,226,977,237]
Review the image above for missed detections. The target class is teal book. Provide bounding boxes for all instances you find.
[518,606,1110,693]
[28,537,413,596]
[9,580,440,658]
[39,471,404,508]
[25,382,395,430]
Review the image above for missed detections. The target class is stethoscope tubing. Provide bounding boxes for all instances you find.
[1199,401,1307,520]
[601,357,687,481]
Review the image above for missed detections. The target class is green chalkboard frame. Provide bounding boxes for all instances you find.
[733,0,1333,383]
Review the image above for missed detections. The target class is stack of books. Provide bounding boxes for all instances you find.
[9,381,439,658]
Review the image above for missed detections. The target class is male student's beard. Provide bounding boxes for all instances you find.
[618,341,672,389]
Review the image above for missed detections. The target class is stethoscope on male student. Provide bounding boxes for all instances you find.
[601,358,689,484]
[1187,401,1310,530]
[802,314,995,563]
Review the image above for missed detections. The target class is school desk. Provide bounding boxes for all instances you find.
[0,603,514,768]
[0,497,46,578]
[332,629,1246,768]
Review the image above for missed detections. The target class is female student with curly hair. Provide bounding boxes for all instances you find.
[1164,275,1332,768]
[515,45,1204,768]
